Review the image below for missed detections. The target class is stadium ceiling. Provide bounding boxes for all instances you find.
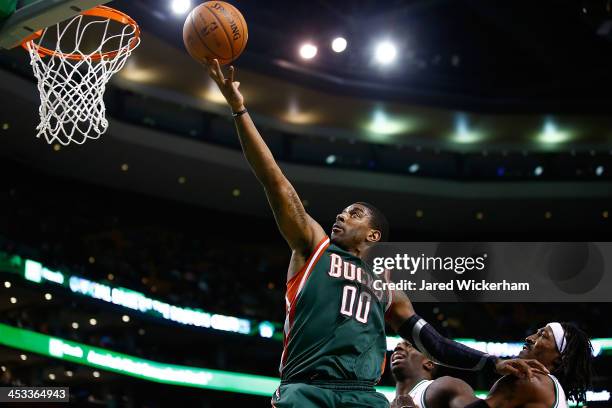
[79,0,612,149]
[3,0,612,151]
[118,0,612,111]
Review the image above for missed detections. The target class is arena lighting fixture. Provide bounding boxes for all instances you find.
[408,163,419,173]
[536,120,571,144]
[0,324,608,405]
[71,322,79,329]
[44,293,52,300]
[120,60,159,83]
[596,165,604,176]
[89,318,97,326]
[299,43,317,59]
[258,321,275,338]
[451,114,483,144]
[331,37,347,53]
[4,281,10,288]
[170,0,191,15]
[9,297,16,304]
[365,109,410,136]
[374,41,397,64]
[122,315,130,323]
[325,155,337,165]
[534,166,544,177]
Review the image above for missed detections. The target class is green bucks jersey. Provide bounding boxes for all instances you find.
[280,236,391,383]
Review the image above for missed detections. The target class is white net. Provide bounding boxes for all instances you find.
[24,9,140,145]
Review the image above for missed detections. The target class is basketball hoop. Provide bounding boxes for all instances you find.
[21,6,140,145]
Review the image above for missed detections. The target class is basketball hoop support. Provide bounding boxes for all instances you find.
[0,0,110,49]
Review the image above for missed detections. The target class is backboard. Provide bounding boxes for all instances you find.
[0,0,110,49]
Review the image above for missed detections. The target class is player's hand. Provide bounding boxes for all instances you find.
[494,358,549,380]
[205,58,245,112]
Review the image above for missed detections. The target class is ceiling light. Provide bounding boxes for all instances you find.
[299,43,317,59]
[331,37,347,53]
[44,293,52,300]
[122,315,130,323]
[374,41,397,64]
[89,318,97,326]
[171,0,191,14]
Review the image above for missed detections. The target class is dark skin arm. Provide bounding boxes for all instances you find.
[426,376,478,408]
[205,60,326,280]
[485,372,555,408]
[385,290,549,378]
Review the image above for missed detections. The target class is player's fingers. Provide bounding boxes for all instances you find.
[213,59,225,82]
[229,66,235,83]
[514,360,532,379]
[234,81,240,88]
[525,359,549,374]
[503,365,520,377]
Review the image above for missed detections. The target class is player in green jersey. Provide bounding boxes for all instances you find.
[205,60,547,408]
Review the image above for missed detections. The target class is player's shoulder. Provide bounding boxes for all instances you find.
[491,373,555,404]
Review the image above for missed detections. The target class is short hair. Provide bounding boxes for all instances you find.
[355,202,389,242]
[554,323,593,405]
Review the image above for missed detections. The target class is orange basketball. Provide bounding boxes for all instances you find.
[183,1,248,65]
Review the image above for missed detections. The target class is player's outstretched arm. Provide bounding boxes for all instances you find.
[205,60,325,256]
[386,290,549,377]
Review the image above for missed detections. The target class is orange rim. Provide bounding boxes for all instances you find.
[21,5,140,61]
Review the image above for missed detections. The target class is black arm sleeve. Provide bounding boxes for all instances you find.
[398,314,498,372]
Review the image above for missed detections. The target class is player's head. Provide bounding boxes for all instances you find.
[331,202,389,250]
[519,322,593,404]
[390,340,438,382]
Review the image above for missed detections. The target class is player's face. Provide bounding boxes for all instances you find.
[330,203,377,249]
[390,341,431,380]
[519,326,561,368]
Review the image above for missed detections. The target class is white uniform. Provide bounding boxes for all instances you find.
[408,379,433,408]
[549,374,569,408]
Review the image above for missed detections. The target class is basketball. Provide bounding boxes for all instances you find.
[183,1,248,65]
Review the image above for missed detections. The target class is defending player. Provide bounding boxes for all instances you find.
[394,322,592,408]
[477,322,593,408]
[205,60,546,408]
[391,340,478,408]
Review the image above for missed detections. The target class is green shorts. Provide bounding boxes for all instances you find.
[271,381,390,408]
